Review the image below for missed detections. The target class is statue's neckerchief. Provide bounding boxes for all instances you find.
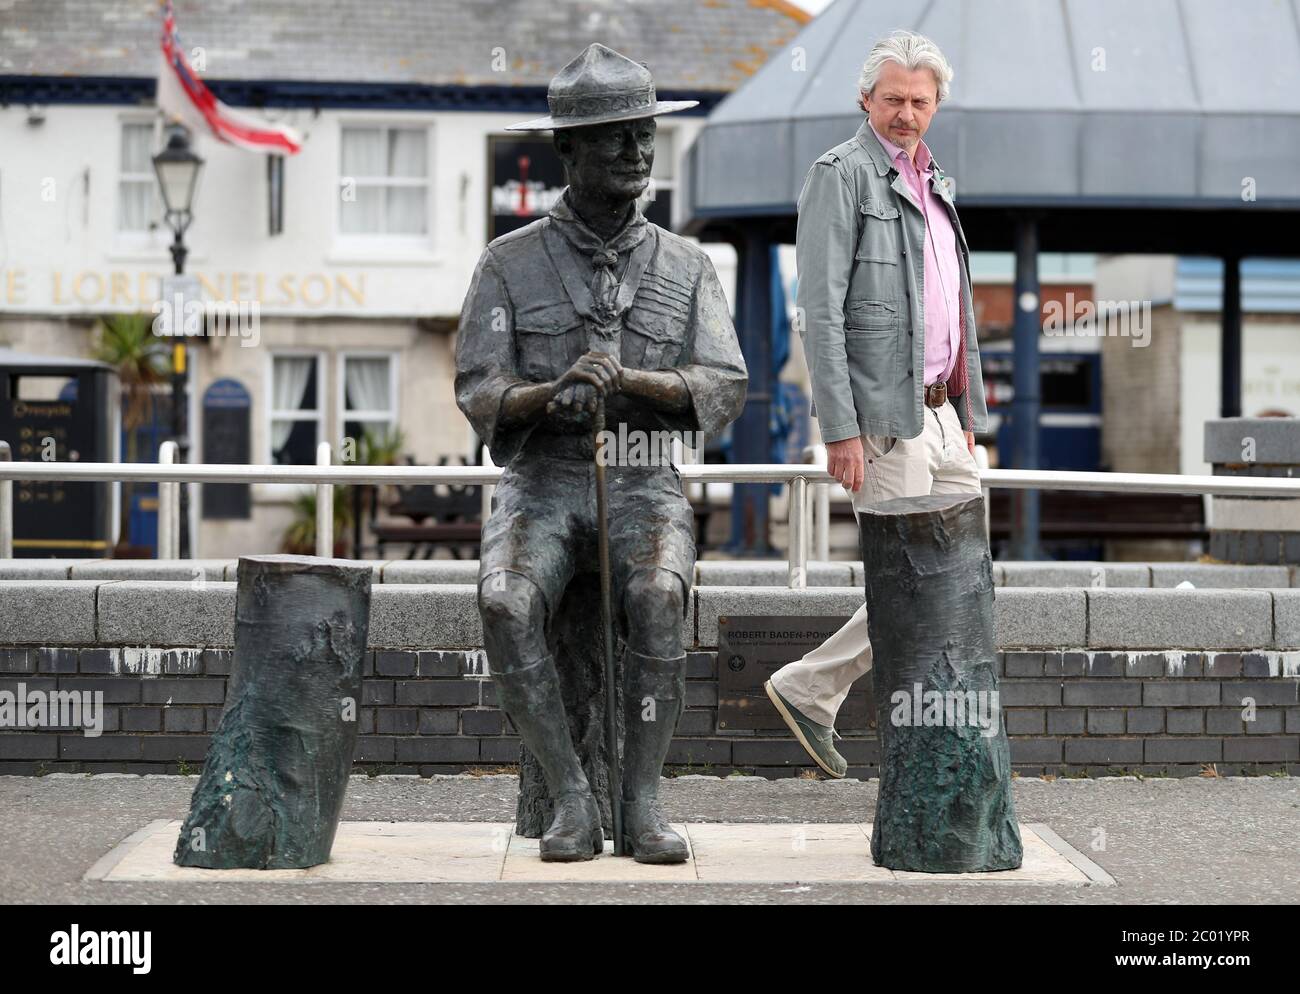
[544,190,657,351]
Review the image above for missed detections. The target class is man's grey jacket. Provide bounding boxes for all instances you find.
[795,117,988,444]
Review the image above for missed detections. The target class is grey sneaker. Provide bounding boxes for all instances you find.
[764,680,847,778]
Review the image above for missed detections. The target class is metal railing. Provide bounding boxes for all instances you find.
[3,440,1300,587]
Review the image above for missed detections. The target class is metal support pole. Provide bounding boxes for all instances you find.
[1009,213,1044,560]
[805,477,814,566]
[593,398,623,856]
[171,342,191,559]
[815,481,830,562]
[0,441,12,559]
[729,226,774,556]
[480,445,496,530]
[1220,253,1243,419]
[158,441,177,559]
[803,443,831,563]
[975,443,992,542]
[316,441,333,558]
[788,476,808,588]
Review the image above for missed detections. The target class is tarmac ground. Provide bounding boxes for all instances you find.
[1,773,1297,904]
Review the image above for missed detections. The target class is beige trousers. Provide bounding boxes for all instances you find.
[769,401,983,726]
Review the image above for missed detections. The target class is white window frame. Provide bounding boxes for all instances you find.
[334,118,435,258]
[113,116,167,251]
[266,349,325,465]
[336,350,400,458]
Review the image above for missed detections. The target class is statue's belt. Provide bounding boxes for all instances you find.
[527,431,598,460]
[525,428,682,465]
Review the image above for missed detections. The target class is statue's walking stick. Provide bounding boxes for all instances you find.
[593,394,624,856]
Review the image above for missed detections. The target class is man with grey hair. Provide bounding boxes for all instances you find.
[765,29,989,777]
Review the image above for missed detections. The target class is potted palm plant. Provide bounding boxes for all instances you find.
[280,487,355,557]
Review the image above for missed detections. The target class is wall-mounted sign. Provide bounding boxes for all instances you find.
[201,378,251,520]
[717,615,875,733]
[0,268,367,312]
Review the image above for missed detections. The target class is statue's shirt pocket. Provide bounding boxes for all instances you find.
[515,301,584,380]
[627,276,691,369]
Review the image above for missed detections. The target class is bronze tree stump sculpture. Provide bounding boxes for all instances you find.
[174,554,372,869]
[859,493,1022,873]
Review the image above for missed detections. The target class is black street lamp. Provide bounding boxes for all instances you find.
[152,123,204,558]
[153,123,203,275]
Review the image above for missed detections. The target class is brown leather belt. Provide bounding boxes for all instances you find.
[925,381,948,408]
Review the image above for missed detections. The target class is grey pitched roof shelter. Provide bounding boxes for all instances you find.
[683,0,1300,253]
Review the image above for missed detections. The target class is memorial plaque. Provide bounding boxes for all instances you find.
[717,616,875,732]
[201,378,251,519]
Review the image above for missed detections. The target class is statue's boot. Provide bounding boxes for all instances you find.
[492,658,603,862]
[541,789,604,862]
[622,649,690,864]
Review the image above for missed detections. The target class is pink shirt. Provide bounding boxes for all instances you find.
[869,121,961,386]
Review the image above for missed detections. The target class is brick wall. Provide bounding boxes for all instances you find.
[1,645,1296,779]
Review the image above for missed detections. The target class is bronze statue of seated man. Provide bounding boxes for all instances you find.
[454,44,747,863]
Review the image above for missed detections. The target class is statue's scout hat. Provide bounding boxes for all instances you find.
[505,43,698,131]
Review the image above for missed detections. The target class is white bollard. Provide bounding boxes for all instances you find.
[975,444,991,541]
[480,444,497,529]
[158,441,178,559]
[0,440,12,559]
[788,476,808,588]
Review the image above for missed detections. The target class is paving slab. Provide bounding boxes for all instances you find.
[87,817,1095,885]
[501,827,695,883]
[686,821,893,883]
[92,819,507,883]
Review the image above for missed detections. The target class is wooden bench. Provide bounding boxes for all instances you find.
[987,491,1207,540]
[369,456,483,559]
[827,490,1207,543]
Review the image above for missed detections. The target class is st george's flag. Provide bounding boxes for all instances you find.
[156,1,303,154]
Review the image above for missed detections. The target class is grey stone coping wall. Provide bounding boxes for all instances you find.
[3,579,1300,650]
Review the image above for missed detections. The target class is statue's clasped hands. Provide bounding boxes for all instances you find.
[548,350,624,419]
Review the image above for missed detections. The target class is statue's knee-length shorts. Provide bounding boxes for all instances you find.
[478,448,696,623]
